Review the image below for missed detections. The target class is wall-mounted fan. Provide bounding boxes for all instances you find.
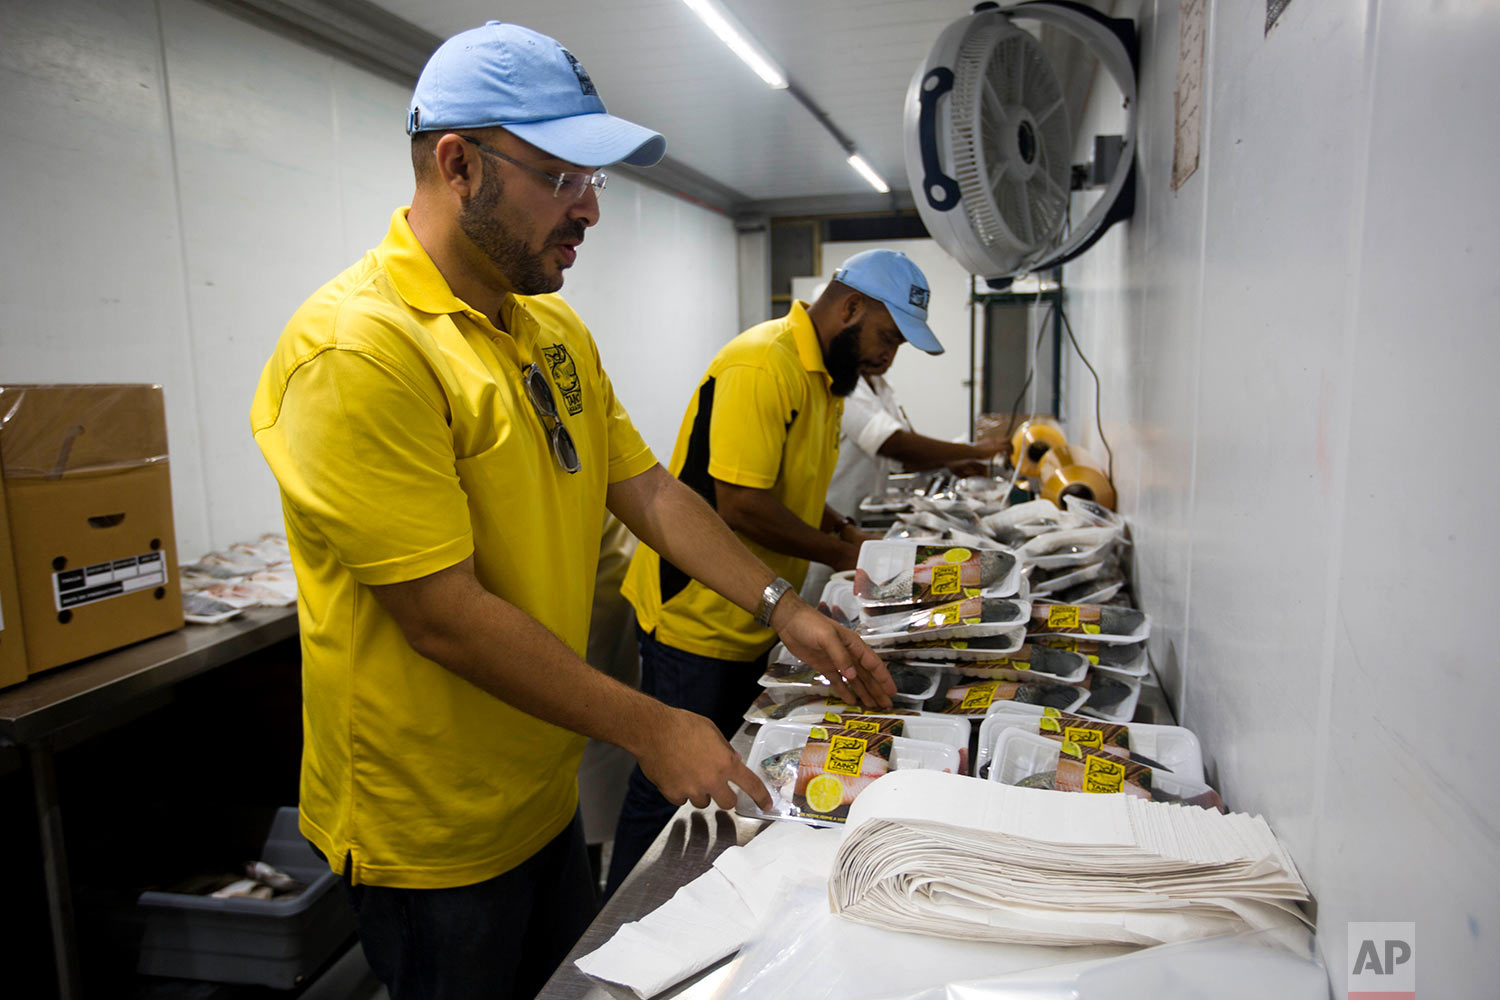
[904,2,1138,282]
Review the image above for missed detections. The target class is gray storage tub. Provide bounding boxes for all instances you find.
[131,807,354,988]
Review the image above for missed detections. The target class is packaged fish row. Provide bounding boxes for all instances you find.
[180,533,297,624]
[741,718,960,827]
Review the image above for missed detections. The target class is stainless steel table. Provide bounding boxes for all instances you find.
[541,666,1178,999]
[0,605,300,1000]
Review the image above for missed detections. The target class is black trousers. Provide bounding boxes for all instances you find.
[337,810,598,1000]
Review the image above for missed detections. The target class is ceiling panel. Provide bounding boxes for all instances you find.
[369,0,983,202]
[363,0,1119,208]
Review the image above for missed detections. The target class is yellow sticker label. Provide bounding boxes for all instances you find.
[805,774,843,813]
[1048,605,1081,629]
[1066,726,1104,749]
[842,718,881,733]
[959,682,998,711]
[1039,717,1062,734]
[943,547,972,564]
[824,734,869,776]
[928,600,965,626]
[1083,754,1127,793]
[930,563,962,595]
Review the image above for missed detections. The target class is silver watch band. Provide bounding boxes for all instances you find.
[754,577,794,628]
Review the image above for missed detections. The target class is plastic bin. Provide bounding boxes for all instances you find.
[129,807,354,988]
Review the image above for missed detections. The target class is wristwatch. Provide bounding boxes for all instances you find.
[754,577,794,628]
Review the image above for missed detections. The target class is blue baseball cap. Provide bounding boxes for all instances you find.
[831,250,943,355]
[407,22,666,168]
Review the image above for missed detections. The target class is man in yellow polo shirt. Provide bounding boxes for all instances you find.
[250,23,892,1000]
[609,250,944,893]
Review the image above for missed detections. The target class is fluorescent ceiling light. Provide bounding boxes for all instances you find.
[847,154,889,194]
[679,0,788,89]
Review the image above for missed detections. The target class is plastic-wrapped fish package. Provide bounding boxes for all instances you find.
[1063,495,1128,534]
[1025,603,1149,644]
[881,512,993,548]
[986,728,1222,809]
[975,706,1206,783]
[812,575,861,628]
[926,642,1091,683]
[862,629,1025,661]
[935,677,1088,717]
[979,498,1086,547]
[1077,667,1142,722]
[854,540,1022,608]
[1016,526,1122,570]
[1033,571,1128,606]
[740,720,959,827]
[780,710,972,774]
[743,689,925,724]
[859,596,1029,646]
[1031,635,1148,673]
[757,654,940,710]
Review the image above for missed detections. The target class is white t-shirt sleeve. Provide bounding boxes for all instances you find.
[842,378,905,457]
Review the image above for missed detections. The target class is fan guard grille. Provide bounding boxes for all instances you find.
[950,21,1071,262]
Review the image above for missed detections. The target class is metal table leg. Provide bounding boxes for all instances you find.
[29,743,81,1000]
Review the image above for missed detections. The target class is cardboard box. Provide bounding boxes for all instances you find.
[0,385,184,676]
[0,465,27,689]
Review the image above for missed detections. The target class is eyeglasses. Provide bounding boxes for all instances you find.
[522,363,581,474]
[459,135,607,203]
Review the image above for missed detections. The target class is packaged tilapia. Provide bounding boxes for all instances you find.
[1025,603,1149,644]
[1028,558,1113,596]
[741,720,959,827]
[813,576,862,627]
[881,514,993,549]
[936,677,1088,717]
[1031,636,1148,673]
[743,690,920,725]
[858,596,1030,645]
[976,707,1206,782]
[756,658,939,708]
[183,591,241,625]
[1034,573,1126,606]
[854,541,1021,606]
[979,499,1086,546]
[932,643,1090,683]
[987,728,1221,809]
[1077,668,1142,723]
[863,628,1025,661]
[789,710,972,775]
[1063,495,1128,533]
[1016,526,1121,569]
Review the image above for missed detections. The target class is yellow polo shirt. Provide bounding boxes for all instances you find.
[623,302,842,660]
[250,208,655,888]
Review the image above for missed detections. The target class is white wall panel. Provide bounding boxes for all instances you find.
[0,0,212,560]
[1,0,739,564]
[1063,0,1500,992]
[562,178,738,462]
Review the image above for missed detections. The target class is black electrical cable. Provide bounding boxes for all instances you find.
[1002,297,1057,443]
[1056,300,1115,483]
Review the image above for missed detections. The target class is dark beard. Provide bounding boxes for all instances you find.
[459,173,582,296]
[825,323,863,397]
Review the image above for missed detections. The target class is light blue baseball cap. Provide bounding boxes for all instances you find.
[407,22,666,168]
[831,250,943,355]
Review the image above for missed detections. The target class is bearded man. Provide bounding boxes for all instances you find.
[251,23,892,1000]
[608,249,944,894]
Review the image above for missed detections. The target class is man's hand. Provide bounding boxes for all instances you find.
[772,596,895,708]
[631,705,773,812]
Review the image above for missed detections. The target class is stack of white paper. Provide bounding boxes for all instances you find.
[829,770,1310,948]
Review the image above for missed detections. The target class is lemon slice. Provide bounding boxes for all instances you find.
[805,774,843,813]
